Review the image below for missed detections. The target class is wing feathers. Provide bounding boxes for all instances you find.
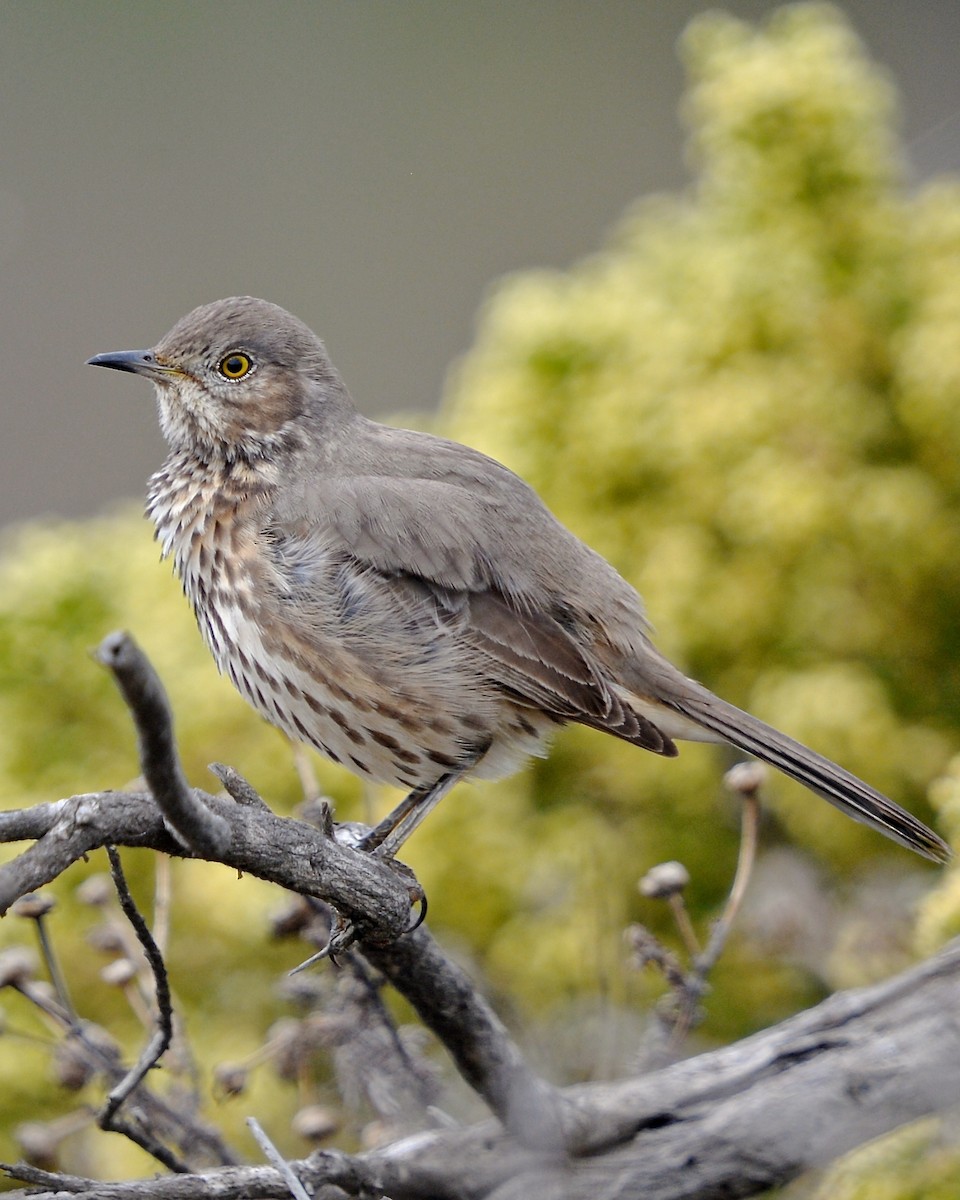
[462,592,677,757]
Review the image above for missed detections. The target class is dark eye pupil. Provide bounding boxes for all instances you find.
[222,355,248,377]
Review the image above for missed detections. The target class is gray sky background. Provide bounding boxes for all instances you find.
[1,1,958,529]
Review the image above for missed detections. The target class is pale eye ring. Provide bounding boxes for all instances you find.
[218,352,252,380]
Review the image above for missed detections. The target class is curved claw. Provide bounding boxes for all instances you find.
[378,857,428,935]
[405,888,428,933]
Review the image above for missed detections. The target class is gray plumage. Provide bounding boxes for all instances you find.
[87,296,950,863]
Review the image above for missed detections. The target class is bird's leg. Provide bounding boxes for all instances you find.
[358,770,467,857]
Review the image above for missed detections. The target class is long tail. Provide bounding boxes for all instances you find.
[667,684,951,864]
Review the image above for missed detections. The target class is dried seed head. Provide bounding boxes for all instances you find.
[267,1017,307,1081]
[76,875,115,907]
[0,948,38,988]
[100,959,137,987]
[639,861,690,899]
[87,924,126,955]
[16,1121,59,1169]
[53,1038,96,1091]
[10,893,55,919]
[213,1062,249,1097]
[725,761,767,796]
[292,1104,340,1142]
[78,1020,123,1067]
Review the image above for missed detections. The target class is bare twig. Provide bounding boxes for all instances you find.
[3,962,236,1171]
[100,847,174,1126]
[0,1150,377,1198]
[209,762,271,810]
[96,631,232,858]
[695,788,761,977]
[632,766,766,1047]
[10,894,78,1025]
[246,1119,312,1200]
[153,853,172,957]
[667,892,700,958]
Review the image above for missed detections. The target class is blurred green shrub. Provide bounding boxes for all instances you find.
[444,3,960,878]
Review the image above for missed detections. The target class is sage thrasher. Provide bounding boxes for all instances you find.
[88,296,949,863]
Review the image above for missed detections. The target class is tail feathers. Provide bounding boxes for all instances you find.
[671,688,951,864]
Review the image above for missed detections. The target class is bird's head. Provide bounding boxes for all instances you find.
[88,296,348,462]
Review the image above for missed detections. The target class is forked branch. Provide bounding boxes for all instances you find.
[0,634,956,1199]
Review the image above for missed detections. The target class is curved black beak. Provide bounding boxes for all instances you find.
[86,349,178,378]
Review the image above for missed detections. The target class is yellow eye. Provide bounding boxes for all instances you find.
[219,352,252,380]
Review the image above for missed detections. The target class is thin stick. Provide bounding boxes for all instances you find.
[100,847,174,1123]
[246,1118,311,1200]
[96,632,231,857]
[695,794,761,977]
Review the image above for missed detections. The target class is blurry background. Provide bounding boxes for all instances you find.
[3,4,960,1193]
[1,0,959,528]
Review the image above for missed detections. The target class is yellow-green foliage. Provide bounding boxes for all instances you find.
[1,3,959,1185]
[442,6,960,1190]
[811,1118,960,1200]
[445,4,960,867]
[0,512,362,1175]
[0,509,345,808]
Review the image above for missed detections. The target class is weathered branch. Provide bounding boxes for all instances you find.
[1,631,576,1152]
[3,940,959,1199]
[362,927,581,1153]
[367,937,960,1199]
[0,790,412,942]
[1,635,955,1198]
[0,787,564,1143]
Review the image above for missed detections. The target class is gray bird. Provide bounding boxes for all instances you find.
[88,296,950,863]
